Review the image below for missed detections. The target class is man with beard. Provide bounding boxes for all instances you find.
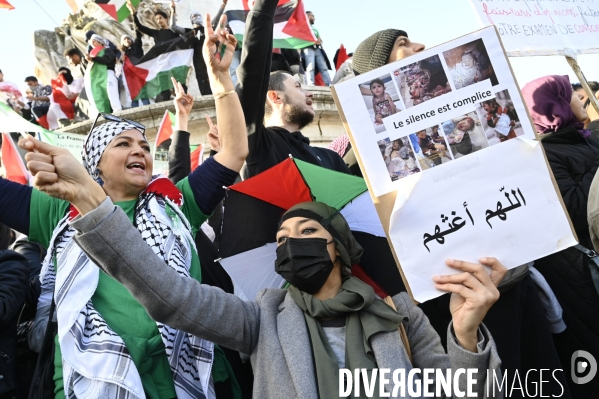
[169,0,227,95]
[237,0,349,178]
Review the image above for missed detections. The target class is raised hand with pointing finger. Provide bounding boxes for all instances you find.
[205,114,221,152]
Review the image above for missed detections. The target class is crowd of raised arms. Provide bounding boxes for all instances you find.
[0,0,599,398]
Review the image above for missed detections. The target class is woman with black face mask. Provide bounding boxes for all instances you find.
[19,138,508,397]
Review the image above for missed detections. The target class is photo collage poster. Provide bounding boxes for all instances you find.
[334,26,535,198]
[333,27,576,302]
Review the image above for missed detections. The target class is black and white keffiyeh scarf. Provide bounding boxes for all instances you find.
[37,121,215,399]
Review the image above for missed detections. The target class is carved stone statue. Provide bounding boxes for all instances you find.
[32,0,174,84]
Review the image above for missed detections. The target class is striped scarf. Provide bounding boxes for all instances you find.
[38,177,215,399]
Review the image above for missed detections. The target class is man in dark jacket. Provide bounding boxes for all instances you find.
[126,0,182,103]
[236,0,349,179]
[169,1,226,95]
[126,0,179,45]
[0,250,29,398]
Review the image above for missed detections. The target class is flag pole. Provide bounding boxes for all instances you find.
[565,55,599,115]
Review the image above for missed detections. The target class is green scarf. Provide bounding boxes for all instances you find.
[288,277,404,399]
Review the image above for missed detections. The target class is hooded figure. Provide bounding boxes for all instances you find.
[522,75,591,138]
[276,202,364,284]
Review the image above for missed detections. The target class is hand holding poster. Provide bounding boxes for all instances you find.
[469,0,599,56]
[332,26,577,302]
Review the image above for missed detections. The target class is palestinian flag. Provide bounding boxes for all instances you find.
[153,110,205,174]
[335,44,349,70]
[190,143,204,171]
[225,0,316,49]
[37,74,77,129]
[1,133,28,185]
[0,0,14,10]
[0,81,23,100]
[84,46,112,114]
[218,158,389,300]
[50,74,77,120]
[72,0,142,21]
[0,102,46,134]
[122,36,193,103]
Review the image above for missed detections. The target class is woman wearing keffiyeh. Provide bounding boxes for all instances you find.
[0,13,245,399]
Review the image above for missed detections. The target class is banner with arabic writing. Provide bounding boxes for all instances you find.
[332,27,576,302]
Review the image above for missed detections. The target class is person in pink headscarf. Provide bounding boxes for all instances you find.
[522,75,599,399]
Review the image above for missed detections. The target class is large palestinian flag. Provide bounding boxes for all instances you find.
[218,158,388,301]
[225,0,316,49]
[122,36,193,104]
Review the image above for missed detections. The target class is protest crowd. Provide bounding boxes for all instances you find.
[0,0,598,398]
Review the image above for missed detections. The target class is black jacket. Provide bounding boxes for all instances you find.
[534,126,599,398]
[122,29,145,64]
[133,14,179,45]
[542,126,599,241]
[236,0,349,179]
[0,250,29,396]
[175,5,225,95]
[92,47,117,71]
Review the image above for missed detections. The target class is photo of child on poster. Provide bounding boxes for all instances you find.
[443,39,498,90]
[377,137,421,181]
[393,54,452,108]
[442,112,489,158]
[410,125,453,170]
[476,89,523,145]
[358,74,402,133]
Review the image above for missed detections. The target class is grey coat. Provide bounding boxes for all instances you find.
[71,199,503,398]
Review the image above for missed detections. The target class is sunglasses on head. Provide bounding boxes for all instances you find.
[83,113,147,160]
[90,112,145,132]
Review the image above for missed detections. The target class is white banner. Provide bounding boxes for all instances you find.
[333,27,576,302]
[37,130,86,161]
[469,0,599,56]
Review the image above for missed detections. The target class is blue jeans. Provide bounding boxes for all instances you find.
[131,98,150,107]
[301,47,331,86]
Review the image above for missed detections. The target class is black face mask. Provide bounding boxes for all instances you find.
[275,237,334,294]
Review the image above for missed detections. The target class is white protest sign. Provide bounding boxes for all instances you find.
[468,0,599,56]
[388,138,576,302]
[334,26,535,197]
[37,130,86,161]
[332,26,576,302]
